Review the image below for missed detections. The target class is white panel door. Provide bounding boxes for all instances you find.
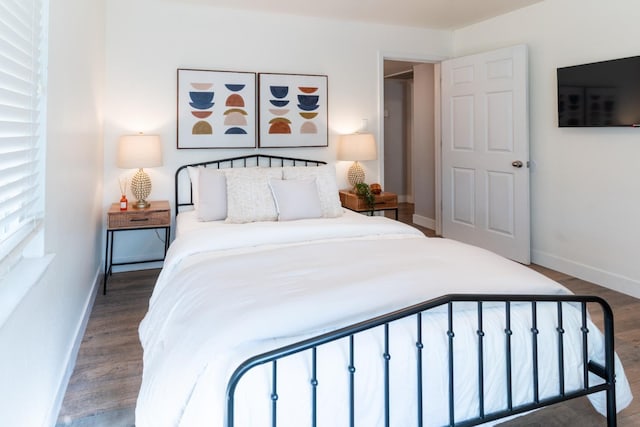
[441,45,530,264]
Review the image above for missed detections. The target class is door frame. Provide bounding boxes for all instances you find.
[378,51,446,234]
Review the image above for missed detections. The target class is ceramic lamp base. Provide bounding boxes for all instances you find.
[131,168,152,209]
[347,161,365,187]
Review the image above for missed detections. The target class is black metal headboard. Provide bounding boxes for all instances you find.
[174,154,327,217]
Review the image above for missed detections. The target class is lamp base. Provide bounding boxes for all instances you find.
[133,199,150,209]
[131,168,152,209]
[347,161,365,188]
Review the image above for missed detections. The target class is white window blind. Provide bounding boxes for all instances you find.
[0,0,46,276]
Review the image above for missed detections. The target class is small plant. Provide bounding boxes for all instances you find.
[354,182,375,208]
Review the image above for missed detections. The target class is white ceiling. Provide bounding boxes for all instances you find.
[177,0,543,29]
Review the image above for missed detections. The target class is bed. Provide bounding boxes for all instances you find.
[136,155,632,427]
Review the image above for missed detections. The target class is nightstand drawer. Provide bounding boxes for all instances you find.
[372,192,397,209]
[339,191,398,211]
[338,190,398,220]
[106,200,171,230]
[108,209,170,229]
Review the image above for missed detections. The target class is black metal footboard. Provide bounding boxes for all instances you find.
[226,294,616,427]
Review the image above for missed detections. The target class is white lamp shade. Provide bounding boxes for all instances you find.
[117,134,163,169]
[337,133,377,161]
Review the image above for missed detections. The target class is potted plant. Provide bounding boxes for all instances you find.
[354,183,375,209]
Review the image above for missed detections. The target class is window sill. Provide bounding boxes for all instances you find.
[0,254,55,328]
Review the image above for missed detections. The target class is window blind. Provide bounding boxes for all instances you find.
[0,0,45,275]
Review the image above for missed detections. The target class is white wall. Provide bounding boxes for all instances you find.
[453,0,640,297]
[0,1,106,425]
[412,63,436,226]
[384,79,409,197]
[103,0,452,263]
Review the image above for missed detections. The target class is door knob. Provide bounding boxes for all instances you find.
[512,160,523,168]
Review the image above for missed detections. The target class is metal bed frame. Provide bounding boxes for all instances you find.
[174,155,617,427]
[226,294,616,427]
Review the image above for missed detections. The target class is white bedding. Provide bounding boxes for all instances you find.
[137,213,631,426]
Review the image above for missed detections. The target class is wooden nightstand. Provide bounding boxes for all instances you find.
[339,190,398,219]
[103,200,171,294]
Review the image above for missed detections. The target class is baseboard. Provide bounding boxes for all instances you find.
[532,249,640,300]
[47,267,100,426]
[412,214,435,230]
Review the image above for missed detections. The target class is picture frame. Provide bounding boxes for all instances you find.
[258,73,328,148]
[177,69,256,149]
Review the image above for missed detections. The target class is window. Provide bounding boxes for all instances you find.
[0,0,47,277]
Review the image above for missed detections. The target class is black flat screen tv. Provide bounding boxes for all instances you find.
[557,55,640,127]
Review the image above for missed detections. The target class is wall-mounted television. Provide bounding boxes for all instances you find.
[557,55,640,127]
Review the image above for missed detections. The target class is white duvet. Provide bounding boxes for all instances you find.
[137,212,631,426]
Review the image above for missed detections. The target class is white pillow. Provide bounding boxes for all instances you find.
[282,165,343,218]
[187,166,201,209]
[269,178,322,221]
[197,168,227,221]
[225,167,283,223]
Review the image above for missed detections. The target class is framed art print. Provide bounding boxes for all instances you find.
[177,69,256,149]
[258,73,328,148]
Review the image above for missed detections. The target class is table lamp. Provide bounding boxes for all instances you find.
[337,132,377,188]
[117,134,163,209]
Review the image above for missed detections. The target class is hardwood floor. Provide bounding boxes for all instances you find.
[56,270,157,427]
[57,205,639,426]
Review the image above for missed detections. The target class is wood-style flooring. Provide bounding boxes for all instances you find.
[56,204,639,426]
[56,269,155,427]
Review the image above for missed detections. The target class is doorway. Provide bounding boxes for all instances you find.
[381,46,530,263]
[382,58,439,233]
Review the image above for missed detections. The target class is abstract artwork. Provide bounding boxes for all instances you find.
[177,69,256,149]
[258,73,328,147]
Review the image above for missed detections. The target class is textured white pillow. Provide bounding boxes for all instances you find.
[282,165,343,217]
[269,178,322,221]
[225,167,283,223]
[197,168,227,221]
